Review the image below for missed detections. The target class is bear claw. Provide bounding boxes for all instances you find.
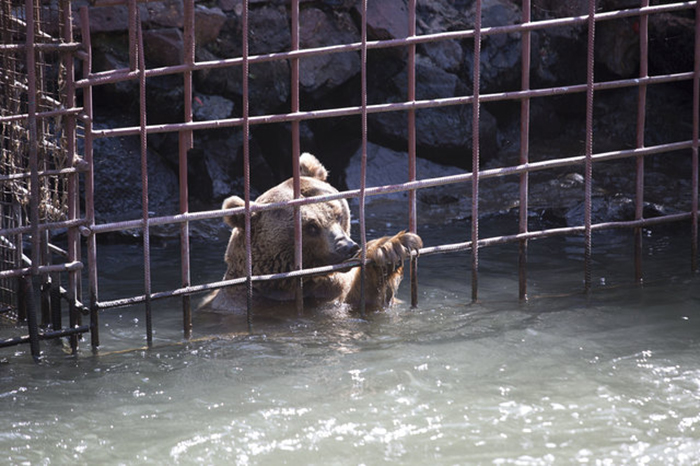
[368,231,422,269]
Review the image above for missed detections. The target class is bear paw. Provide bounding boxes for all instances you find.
[367,231,423,270]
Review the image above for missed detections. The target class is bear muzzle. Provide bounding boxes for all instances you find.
[336,237,360,262]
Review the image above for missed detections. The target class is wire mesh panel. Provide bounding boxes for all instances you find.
[0,0,86,357]
[0,0,30,322]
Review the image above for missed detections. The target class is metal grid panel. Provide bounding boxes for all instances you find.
[0,0,86,357]
[1,0,699,359]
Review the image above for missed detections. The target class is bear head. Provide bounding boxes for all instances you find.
[222,153,360,274]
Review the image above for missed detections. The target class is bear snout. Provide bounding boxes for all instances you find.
[336,237,360,261]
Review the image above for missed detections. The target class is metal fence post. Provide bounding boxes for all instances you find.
[471,0,482,303]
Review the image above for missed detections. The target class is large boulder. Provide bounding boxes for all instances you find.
[345,142,467,204]
[463,0,524,93]
[195,5,291,115]
[194,5,227,45]
[368,56,497,167]
[299,7,361,97]
[354,0,409,40]
[143,28,184,67]
[345,143,472,222]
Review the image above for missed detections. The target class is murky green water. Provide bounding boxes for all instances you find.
[2,213,699,464]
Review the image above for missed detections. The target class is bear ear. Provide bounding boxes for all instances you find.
[222,195,255,229]
[299,152,328,181]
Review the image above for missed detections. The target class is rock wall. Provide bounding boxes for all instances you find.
[75,0,695,232]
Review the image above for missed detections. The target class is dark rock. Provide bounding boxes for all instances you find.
[464,0,523,93]
[146,74,185,124]
[528,1,588,90]
[145,0,184,28]
[420,39,463,74]
[218,0,274,13]
[194,47,237,99]
[596,16,638,78]
[193,94,234,121]
[530,29,586,88]
[564,195,678,227]
[354,0,409,40]
[195,47,290,115]
[368,56,497,166]
[187,129,275,203]
[196,5,291,114]
[143,28,183,67]
[299,8,360,97]
[87,5,130,33]
[195,5,227,45]
[649,13,695,76]
[91,34,137,109]
[214,5,290,56]
[416,0,466,35]
[90,117,180,236]
[531,0,590,18]
[593,85,694,152]
[218,0,239,13]
[251,122,318,185]
[345,142,467,204]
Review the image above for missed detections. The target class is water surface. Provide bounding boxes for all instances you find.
[2,215,699,464]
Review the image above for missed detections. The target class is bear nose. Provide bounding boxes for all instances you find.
[337,238,360,260]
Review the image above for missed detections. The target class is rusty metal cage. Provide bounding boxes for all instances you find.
[1,0,698,360]
[1,0,86,358]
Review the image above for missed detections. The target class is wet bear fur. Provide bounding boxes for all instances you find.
[203,153,422,314]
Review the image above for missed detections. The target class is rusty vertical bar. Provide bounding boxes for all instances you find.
[26,0,39,275]
[25,0,40,359]
[136,14,153,347]
[38,0,52,329]
[180,0,195,339]
[242,0,254,328]
[80,6,99,351]
[518,0,531,301]
[127,0,137,71]
[49,272,61,331]
[40,231,50,326]
[40,236,51,327]
[359,0,368,317]
[407,0,419,308]
[291,0,304,315]
[583,0,596,293]
[62,0,81,343]
[634,0,649,284]
[470,0,482,303]
[692,0,700,272]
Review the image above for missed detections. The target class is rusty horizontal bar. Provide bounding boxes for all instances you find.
[0,218,87,239]
[0,325,90,348]
[74,1,695,91]
[86,139,694,235]
[0,261,83,280]
[89,72,693,140]
[0,42,82,53]
[418,212,695,257]
[0,106,83,124]
[96,260,362,309]
[0,164,86,183]
[94,210,696,311]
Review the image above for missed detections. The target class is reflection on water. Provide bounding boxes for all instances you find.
[1,215,699,464]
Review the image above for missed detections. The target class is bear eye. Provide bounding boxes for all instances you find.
[305,220,321,237]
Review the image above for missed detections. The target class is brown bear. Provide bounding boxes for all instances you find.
[203,153,422,314]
